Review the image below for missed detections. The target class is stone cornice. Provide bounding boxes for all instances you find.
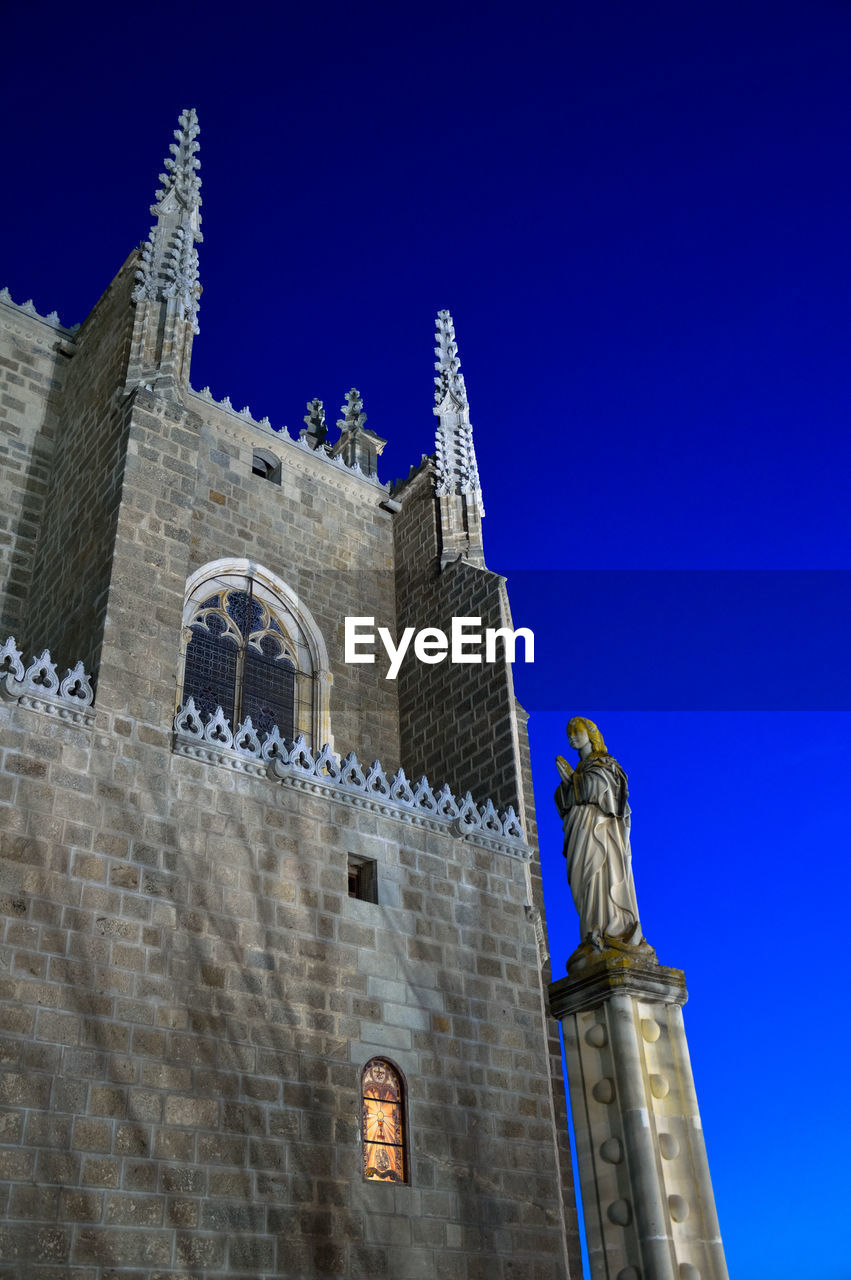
[549,954,688,1019]
[0,288,80,342]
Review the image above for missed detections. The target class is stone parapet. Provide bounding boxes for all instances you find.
[173,698,530,858]
[0,285,80,334]
[0,635,95,726]
[187,384,390,489]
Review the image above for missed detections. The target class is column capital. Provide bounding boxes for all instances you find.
[549,949,687,1021]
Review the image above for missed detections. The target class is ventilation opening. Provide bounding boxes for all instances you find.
[348,855,378,903]
[252,450,281,483]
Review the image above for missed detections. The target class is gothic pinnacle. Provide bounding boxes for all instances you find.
[155,108,202,228]
[432,309,483,521]
[302,398,328,448]
[434,309,468,409]
[132,109,203,338]
[337,388,367,435]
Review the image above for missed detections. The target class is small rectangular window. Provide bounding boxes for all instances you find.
[347,855,377,903]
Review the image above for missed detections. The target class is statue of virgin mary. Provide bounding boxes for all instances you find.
[555,717,643,948]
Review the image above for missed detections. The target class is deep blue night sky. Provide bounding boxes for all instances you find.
[2,2,850,1275]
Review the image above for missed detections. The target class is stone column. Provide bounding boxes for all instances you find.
[549,949,728,1280]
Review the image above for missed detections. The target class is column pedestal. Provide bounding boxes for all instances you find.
[549,946,728,1280]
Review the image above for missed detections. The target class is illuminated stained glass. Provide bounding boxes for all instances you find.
[362,1059,405,1183]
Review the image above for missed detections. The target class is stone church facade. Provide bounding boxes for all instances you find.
[0,111,581,1277]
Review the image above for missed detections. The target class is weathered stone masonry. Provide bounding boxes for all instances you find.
[0,110,582,1278]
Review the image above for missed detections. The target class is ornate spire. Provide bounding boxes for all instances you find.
[132,109,203,336]
[434,309,468,409]
[156,108,202,215]
[432,310,483,526]
[337,388,367,435]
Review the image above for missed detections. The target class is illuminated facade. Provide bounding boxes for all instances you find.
[0,111,581,1276]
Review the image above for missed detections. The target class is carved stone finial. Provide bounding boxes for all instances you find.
[132,108,203,338]
[337,388,367,435]
[302,398,328,449]
[330,388,385,478]
[434,308,468,409]
[155,108,202,217]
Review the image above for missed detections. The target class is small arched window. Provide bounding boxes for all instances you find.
[252,448,281,483]
[361,1058,407,1184]
[179,560,332,748]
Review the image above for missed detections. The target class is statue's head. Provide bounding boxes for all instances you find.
[567,716,607,756]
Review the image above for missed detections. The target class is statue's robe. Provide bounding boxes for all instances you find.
[555,752,641,943]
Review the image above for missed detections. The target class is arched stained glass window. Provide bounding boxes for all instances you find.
[362,1059,406,1183]
[182,584,296,738]
[178,561,333,750]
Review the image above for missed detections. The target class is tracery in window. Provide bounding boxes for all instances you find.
[183,585,296,737]
[362,1059,406,1183]
[179,560,332,749]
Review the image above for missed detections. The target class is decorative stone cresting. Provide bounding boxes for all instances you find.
[187,385,389,489]
[0,636,94,724]
[173,699,529,857]
[0,286,79,333]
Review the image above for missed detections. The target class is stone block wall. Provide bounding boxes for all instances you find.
[25,259,139,678]
[0,253,582,1277]
[180,392,401,765]
[392,465,582,1268]
[86,379,401,768]
[0,688,577,1278]
[0,301,68,642]
[393,466,525,818]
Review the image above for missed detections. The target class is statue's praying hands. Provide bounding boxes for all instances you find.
[555,754,573,784]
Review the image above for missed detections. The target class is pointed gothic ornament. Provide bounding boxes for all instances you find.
[132,108,203,336]
[330,388,386,478]
[432,310,486,568]
[337,388,367,435]
[302,398,328,450]
[433,310,483,511]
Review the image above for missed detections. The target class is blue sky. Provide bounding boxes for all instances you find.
[3,2,850,1275]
